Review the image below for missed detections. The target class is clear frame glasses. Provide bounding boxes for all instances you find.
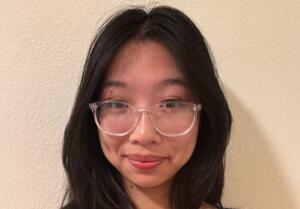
[89,100,202,137]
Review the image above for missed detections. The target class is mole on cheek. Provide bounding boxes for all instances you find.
[101,90,113,99]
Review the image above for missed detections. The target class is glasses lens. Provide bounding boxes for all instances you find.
[96,101,136,134]
[151,101,195,135]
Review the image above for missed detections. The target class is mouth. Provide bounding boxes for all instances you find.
[127,158,164,169]
[125,154,166,170]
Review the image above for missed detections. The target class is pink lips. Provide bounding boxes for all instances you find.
[126,154,165,170]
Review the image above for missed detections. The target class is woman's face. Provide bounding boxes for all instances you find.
[98,41,199,190]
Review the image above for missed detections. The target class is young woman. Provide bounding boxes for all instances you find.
[61,5,232,209]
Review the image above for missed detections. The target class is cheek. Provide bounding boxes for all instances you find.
[98,131,122,165]
[176,138,197,162]
[166,139,197,177]
[175,121,199,162]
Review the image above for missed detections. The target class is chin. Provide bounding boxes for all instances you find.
[124,173,173,189]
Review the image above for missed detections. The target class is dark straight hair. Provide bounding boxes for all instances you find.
[62,5,233,209]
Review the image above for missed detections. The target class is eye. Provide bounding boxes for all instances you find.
[101,101,129,113]
[160,100,183,109]
[109,101,127,108]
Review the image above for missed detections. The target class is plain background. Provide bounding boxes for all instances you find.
[1,0,299,209]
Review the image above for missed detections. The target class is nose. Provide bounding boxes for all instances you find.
[128,111,162,145]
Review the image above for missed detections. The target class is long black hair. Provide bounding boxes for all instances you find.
[61,5,232,209]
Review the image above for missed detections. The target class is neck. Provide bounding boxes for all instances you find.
[123,178,173,209]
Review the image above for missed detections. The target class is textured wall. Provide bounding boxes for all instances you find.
[1,1,299,209]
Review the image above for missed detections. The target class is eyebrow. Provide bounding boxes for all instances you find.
[158,78,188,88]
[102,78,188,89]
[102,80,128,89]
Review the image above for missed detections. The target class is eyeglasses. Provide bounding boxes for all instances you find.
[89,100,202,137]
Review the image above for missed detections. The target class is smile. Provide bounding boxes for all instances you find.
[125,154,166,169]
[127,158,163,169]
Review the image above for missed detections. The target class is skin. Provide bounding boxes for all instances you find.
[98,40,207,209]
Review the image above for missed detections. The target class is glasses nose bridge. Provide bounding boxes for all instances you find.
[136,108,154,119]
[134,107,157,129]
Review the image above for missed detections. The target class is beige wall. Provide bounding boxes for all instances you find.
[1,1,299,209]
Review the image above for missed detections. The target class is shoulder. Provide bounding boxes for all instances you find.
[200,202,218,209]
[61,201,80,209]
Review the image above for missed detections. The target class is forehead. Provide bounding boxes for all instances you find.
[103,40,185,87]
